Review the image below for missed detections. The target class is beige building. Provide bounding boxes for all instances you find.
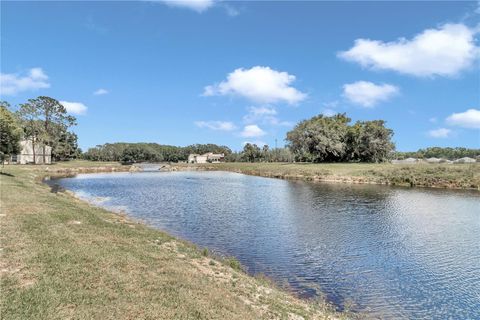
[10,140,52,164]
[188,152,224,164]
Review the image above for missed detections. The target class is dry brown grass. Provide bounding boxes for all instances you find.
[186,162,480,190]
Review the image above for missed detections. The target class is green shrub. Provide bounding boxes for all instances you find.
[225,257,242,271]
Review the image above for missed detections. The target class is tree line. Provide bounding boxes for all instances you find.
[394,147,480,160]
[227,145,294,163]
[82,143,233,163]
[1,97,80,163]
[82,141,295,163]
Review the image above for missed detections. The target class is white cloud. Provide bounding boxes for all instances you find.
[243,106,292,127]
[248,106,277,117]
[446,109,480,129]
[240,124,266,138]
[60,101,88,115]
[343,81,399,107]
[0,68,50,96]
[94,88,109,95]
[428,128,452,138]
[243,106,276,123]
[338,23,479,77]
[156,0,215,12]
[204,66,307,105]
[194,120,236,131]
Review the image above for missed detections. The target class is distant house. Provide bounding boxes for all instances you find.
[8,140,52,164]
[188,152,224,164]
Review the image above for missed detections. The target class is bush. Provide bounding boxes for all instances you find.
[225,257,242,271]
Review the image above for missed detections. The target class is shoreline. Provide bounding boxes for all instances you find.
[174,162,480,191]
[1,163,350,319]
[41,161,480,191]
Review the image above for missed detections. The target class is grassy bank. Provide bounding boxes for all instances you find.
[189,162,480,190]
[0,163,345,320]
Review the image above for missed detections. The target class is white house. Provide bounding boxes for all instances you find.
[188,152,224,164]
[9,140,52,164]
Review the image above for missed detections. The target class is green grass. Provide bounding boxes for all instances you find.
[189,162,480,190]
[0,163,347,320]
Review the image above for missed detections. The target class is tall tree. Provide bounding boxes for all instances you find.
[17,103,42,164]
[346,120,395,162]
[0,102,22,165]
[18,97,76,163]
[52,129,80,161]
[242,143,261,162]
[286,113,350,162]
[262,144,270,162]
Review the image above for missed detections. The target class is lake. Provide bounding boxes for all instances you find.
[49,171,480,319]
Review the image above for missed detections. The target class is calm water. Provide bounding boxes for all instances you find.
[50,171,480,319]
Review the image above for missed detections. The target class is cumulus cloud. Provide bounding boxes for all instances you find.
[204,66,307,105]
[240,124,266,138]
[0,68,50,96]
[446,108,480,129]
[243,106,292,127]
[194,120,236,131]
[243,106,276,122]
[428,128,452,138]
[343,81,399,107]
[338,23,479,77]
[94,88,109,95]
[155,0,215,12]
[60,101,88,115]
[247,106,277,117]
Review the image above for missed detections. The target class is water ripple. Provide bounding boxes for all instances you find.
[52,171,480,319]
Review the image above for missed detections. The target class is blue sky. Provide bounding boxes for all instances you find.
[1,1,479,151]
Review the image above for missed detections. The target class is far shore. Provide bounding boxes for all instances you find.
[35,160,480,190]
[184,162,479,190]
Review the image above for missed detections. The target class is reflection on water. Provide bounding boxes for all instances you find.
[50,171,480,319]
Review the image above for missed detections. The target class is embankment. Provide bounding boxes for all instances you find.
[175,162,480,190]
